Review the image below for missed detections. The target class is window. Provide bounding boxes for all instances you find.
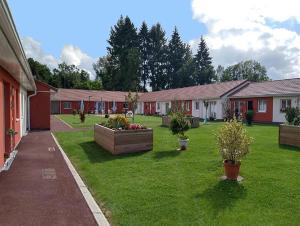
[297,99,300,108]
[195,101,200,110]
[186,101,190,111]
[258,99,267,112]
[157,102,160,110]
[63,102,72,109]
[280,99,291,112]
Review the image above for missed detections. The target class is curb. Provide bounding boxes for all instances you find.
[51,133,110,226]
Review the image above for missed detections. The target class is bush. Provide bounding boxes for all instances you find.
[105,114,109,118]
[79,111,85,123]
[285,107,300,125]
[107,115,129,129]
[169,112,189,140]
[216,118,253,164]
[245,110,254,126]
[72,109,77,116]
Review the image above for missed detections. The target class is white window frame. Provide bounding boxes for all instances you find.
[63,102,72,109]
[186,101,190,111]
[258,99,267,113]
[280,99,291,112]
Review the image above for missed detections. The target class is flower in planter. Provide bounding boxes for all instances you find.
[216,117,253,180]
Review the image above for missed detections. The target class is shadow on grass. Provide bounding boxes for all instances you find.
[195,180,247,216]
[153,150,181,160]
[278,144,300,152]
[79,141,148,163]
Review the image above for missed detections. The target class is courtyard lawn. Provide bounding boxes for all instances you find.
[54,116,300,226]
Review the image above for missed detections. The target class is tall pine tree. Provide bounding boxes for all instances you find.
[138,22,150,91]
[148,23,168,91]
[193,36,215,85]
[167,27,187,89]
[107,15,140,91]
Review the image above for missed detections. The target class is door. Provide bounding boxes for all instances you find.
[247,101,253,110]
[0,81,4,165]
[20,90,27,136]
[51,101,60,114]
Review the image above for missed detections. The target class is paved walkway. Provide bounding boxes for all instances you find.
[0,130,97,226]
[51,115,75,132]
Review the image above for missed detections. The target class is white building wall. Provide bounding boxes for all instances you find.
[273,96,300,123]
[136,102,143,114]
[20,87,27,137]
[192,99,224,120]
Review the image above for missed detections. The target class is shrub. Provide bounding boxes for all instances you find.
[105,114,109,118]
[245,110,254,126]
[285,107,300,125]
[216,118,253,164]
[107,115,129,129]
[170,112,189,140]
[79,111,85,123]
[72,109,77,116]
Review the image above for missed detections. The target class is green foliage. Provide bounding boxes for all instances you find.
[285,107,300,126]
[220,60,269,82]
[193,36,216,85]
[72,109,78,116]
[7,128,17,136]
[216,118,253,163]
[169,112,190,139]
[28,58,53,84]
[106,115,129,129]
[246,110,254,126]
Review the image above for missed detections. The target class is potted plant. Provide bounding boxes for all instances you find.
[79,110,85,123]
[245,110,254,126]
[216,118,253,180]
[170,112,190,150]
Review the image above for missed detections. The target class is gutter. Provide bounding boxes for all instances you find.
[27,90,37,131]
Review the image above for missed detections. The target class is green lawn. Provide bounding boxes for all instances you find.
[54,116,300,226]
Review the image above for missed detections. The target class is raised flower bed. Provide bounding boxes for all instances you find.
[94,116,153,155]
[279,125,300,148]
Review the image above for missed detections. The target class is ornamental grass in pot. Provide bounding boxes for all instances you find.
[216,118,253,180]
[170,112,190,150]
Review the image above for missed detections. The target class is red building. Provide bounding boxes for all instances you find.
[0,1,36,167]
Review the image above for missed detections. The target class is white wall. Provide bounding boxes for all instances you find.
[136,102,144,114]
[20,87,27,137]
[273,96,300,123]
[192,99,223,119]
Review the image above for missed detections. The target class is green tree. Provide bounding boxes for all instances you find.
[167,27,189,88]
[148,23,168,91]
[178,46,196,87]
[220,60,269,82]
[28,58,53,84]
[193,36,215,85]
[106,15,140,91]
[93,56,112,90]
[138,21,151,91]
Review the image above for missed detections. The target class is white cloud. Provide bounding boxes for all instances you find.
[22,37,96,79]
[191,0,300,79]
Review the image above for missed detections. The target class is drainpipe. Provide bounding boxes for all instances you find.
[27,90,37,131]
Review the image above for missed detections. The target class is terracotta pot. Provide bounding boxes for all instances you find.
[224,160,241,180]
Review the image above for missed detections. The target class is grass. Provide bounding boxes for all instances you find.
[54,116,300,226]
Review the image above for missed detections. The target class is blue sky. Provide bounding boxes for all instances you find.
[8,0,300,80]
[9,0,205,58]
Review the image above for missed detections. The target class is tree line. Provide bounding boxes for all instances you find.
[28,15,270,91]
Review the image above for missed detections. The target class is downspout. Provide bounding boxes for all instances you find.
[27,90,37,131]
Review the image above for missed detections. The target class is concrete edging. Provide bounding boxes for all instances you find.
[51,133,110,226]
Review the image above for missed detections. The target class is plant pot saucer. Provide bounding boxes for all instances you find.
[220,175,244,182]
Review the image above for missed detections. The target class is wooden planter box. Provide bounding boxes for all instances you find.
[162,116,171,127]
[279,124,300,148]
[161,116,200,128]
[94,124,153,155]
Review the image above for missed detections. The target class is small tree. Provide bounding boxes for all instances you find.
[169,112,189,140]
[126,91,139,123]
[79,110,85,123]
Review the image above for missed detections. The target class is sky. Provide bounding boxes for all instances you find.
[8,0,300,80]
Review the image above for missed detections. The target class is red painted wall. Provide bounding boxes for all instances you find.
[230,97,273,122]
[144,102,156,115]
[0,66,21,166]
[171,100,192,115]
[29,81,51,130]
